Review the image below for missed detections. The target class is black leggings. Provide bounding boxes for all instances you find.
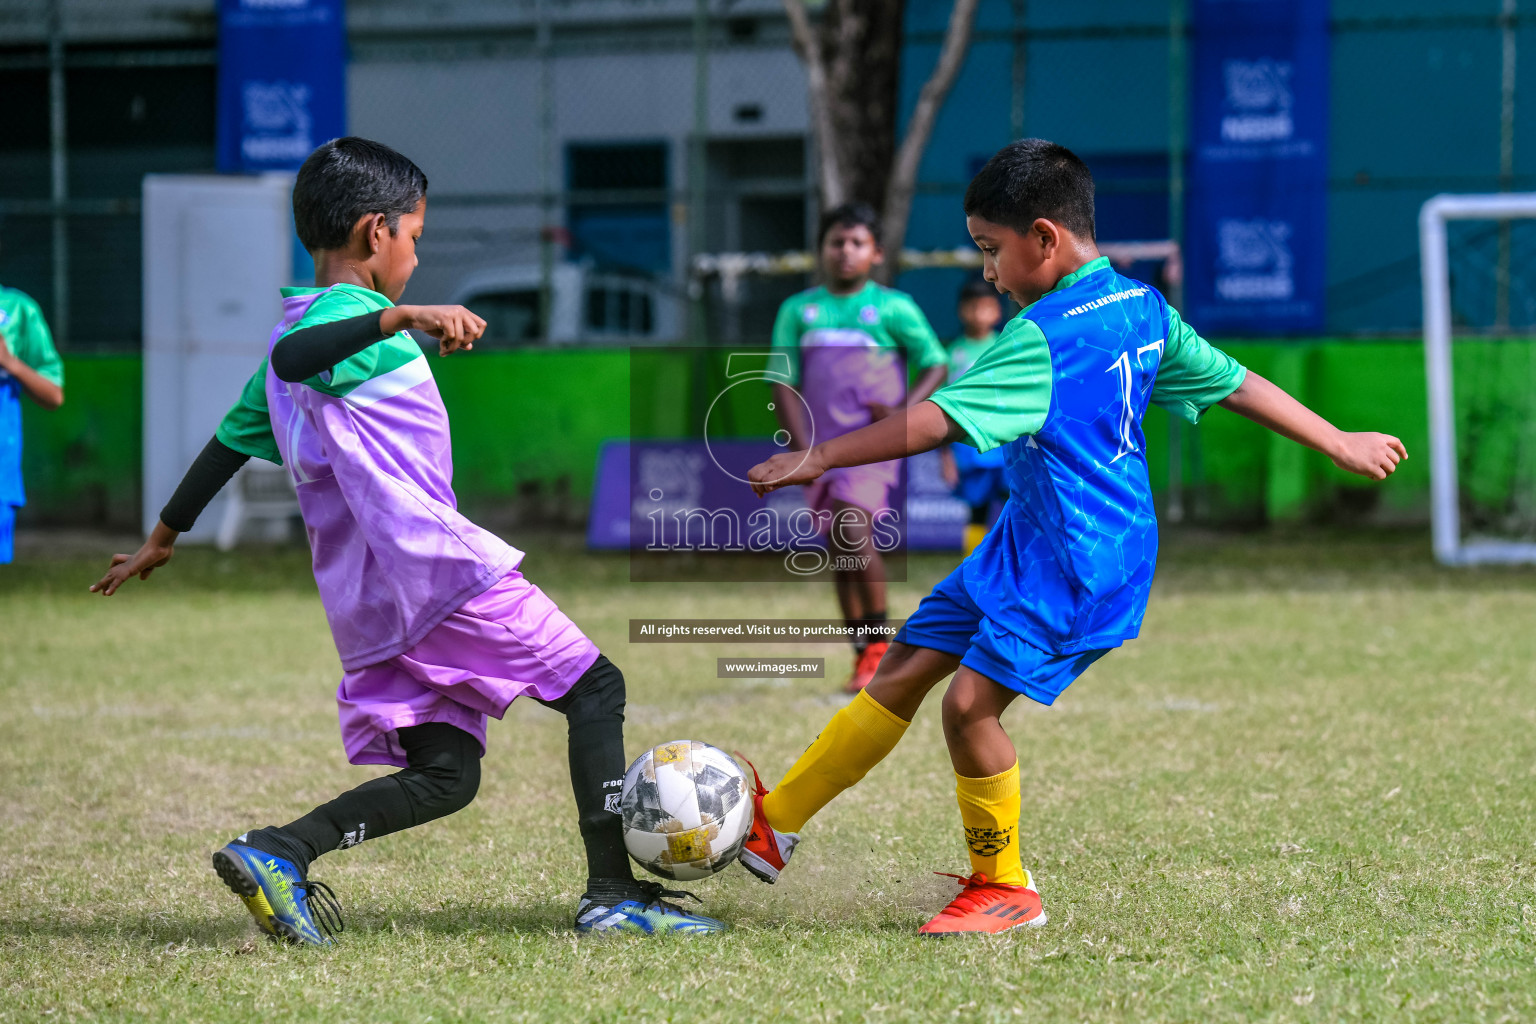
[245,655,632,884]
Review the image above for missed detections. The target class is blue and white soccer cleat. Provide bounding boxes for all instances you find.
[575,881,726,935]
[212,841,344,946]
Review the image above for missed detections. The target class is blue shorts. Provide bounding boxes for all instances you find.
[895,564,1109,705]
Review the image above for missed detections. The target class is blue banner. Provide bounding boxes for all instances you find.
[586,441,968,553]
[1185,0,1329,334]
[217,0,346,173]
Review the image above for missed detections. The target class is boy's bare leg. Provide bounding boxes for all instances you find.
[757,642,957,834]
[830,500,889,690]
[863,642,959,720]
[940,667,1021,777]
[927,666,1038,913]
[829,500,888,621]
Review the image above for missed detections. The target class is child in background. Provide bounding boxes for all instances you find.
[92,137,725,943]
[938,278,1009,556]
[738,139,1406,934]
[769,202,949,693]
[0,281,66,564]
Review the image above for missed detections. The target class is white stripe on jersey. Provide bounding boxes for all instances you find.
[342,355,431,409]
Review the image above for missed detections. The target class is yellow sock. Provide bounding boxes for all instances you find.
[955,762,1027,886]
[762,689,910,833]
[962,522,989,556]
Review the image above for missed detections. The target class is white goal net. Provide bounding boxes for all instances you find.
[1420,192,1536,565]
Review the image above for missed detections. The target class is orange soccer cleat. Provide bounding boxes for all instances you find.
[917,871,1047,936]
[845,641,889,693]
[734,755,799,884]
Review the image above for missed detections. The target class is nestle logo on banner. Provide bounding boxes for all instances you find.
[1220,59,1294,143]
[1215,219,1295,302]
[242,81,313,163]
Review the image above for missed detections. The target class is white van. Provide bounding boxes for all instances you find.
[449,263,681,345]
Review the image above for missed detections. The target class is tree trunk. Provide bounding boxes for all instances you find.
[784,0,980,280]
[880,0,981,276]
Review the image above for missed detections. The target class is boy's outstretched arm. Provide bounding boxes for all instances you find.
[1218,371,1407,480]
[748,400,962,496]
[90,436,251,595]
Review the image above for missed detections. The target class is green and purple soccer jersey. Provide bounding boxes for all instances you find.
[770,283,946,515]
[216,284,523,670]
[946,331,998,383]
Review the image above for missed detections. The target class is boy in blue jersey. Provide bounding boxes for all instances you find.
[0,282,66,563]
[736,140,1407,935]
[938,277,1009,556]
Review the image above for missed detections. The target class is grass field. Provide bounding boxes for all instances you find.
[3,530,1535,1022]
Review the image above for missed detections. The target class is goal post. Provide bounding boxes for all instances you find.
[1419,192,1536,566]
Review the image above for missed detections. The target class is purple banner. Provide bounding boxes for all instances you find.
[587,440,967,553]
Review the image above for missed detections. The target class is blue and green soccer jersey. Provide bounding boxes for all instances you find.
[0,286,63,513]
[928,256,1245,654]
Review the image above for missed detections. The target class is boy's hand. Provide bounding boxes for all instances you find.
[386,305,487,356]
[90,535,176,596]
[1329,432,1408,481]
[748,449,826,497]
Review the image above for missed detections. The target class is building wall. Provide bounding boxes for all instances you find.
[898,0,1534,339]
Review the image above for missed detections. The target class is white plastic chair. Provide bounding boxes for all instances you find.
[216,461,300,550]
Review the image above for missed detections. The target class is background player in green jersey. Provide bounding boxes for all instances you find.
[768,203,949,693]
[938,277,1008,556]
[0,281,66,564]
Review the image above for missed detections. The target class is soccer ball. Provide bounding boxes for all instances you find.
[620,740,752,881]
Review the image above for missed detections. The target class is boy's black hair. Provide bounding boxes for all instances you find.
[963,139,1096,240]
[817,202,882,247]
[958,277,996,303]
[293,137,429,251]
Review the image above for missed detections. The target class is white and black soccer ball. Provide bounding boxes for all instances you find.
[619,740,752,881]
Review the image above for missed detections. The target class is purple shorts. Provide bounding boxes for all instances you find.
[804,462,899,527]
[337,570,600,767]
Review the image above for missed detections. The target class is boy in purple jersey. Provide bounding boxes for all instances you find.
[92,138,724,942]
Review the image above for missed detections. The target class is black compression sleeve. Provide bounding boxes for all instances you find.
[270,311,390,383]
[159,437,250,532]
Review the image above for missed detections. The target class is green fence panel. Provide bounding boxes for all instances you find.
[18,355,142,530]
[20,339,1518,530]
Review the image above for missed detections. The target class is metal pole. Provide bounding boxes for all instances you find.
[537,0,555,342]
[688,0,711,431]
[1496,0,1517,332]
[1420,198,1459,565]
[690,0,709,341]
[1009,0,1028,141]
[48,0,68,346]
[1165,0,1187,523]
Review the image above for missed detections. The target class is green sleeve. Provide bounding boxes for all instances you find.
[928,317,1052,453]
[12,295,64,387]
[214,362,282,465]
[888,293,948,372]
[1151,308,1247,424]
[769,298,804,386]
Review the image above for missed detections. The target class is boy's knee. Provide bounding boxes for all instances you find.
[401,751,480,820]
[940,682,989,733]
[560,655,627,724]
[396,723,483,822]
